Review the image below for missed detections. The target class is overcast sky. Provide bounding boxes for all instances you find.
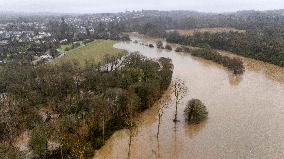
[0,0,284,13]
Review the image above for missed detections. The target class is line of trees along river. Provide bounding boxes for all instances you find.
[190,48,245,74]
[154,39,245,74]
[166,31,284,67]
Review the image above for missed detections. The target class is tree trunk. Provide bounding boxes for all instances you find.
[128,132,132,159]
[157,114,162,139]
[174,100,178,122]
[61,147,63,159]
[102,117,105,144]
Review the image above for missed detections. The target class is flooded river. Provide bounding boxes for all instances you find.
[94,35,284,159]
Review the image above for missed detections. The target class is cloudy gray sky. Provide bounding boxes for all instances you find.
[0,0,284,13]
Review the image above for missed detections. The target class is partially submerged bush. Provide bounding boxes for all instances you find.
[156,41,164,49]
[165,44,172,50]
[184,99,208,123]
[175,46,191,52]
[175,47,183,52]
[181,46,191,53]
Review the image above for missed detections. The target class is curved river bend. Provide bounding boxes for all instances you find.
[94,35,284,159]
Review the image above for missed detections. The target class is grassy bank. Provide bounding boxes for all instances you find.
[53,40,127,67]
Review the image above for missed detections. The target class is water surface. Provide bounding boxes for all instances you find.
[94,35,284,159]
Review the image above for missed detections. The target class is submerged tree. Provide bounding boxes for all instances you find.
[156,41,164,49]
[157,95,171,139]
[175,47,183,52]
[184,99,208,124]
[149,44,154,48]
[173,79,187,122]
[165,44,172,51]
[127,123,138,159]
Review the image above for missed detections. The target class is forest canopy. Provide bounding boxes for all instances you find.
[0,53,173,158]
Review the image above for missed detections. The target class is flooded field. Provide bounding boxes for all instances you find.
[94,35,284,159]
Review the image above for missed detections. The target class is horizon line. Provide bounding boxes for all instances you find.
[0,8,283,16]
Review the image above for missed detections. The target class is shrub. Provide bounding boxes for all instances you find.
[29,125,48,156]
[156,41,163,49]
[0,143,23,159]
[71,43,80,49]
[181,46,191,53]
[149,44,154,48]
[119,34,130,41]
[271,51,284,67]
[165,44,172,50]
[24,112,42,130]
[0,123,7,140]
[184,99,208,123]
[175,47,183,52]
[83,39,93,45]
[64,47,71,52]
[60,116,76,134]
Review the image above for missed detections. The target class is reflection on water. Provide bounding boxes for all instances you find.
[218,50,284,85]
[94,36,284,159]
[245,59,284,85]
[184,119,208,139]
[228,74,243,86]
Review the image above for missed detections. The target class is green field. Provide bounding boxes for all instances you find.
[58,43,73,52]
[53,40,127,67]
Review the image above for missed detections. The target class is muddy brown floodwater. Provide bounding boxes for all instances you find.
[93,35,284,159]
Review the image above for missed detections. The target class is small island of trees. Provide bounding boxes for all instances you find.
[184,99,208,124]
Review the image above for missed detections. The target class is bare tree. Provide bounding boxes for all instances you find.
[172,79,187,122]
[156,93,172,159]
[127,124,138,159]
[157,94,172,139]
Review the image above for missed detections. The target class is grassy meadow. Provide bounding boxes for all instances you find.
[53,40,127,67]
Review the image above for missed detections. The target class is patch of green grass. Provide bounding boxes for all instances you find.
[58,44,73,52]
[53,40,127,67]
